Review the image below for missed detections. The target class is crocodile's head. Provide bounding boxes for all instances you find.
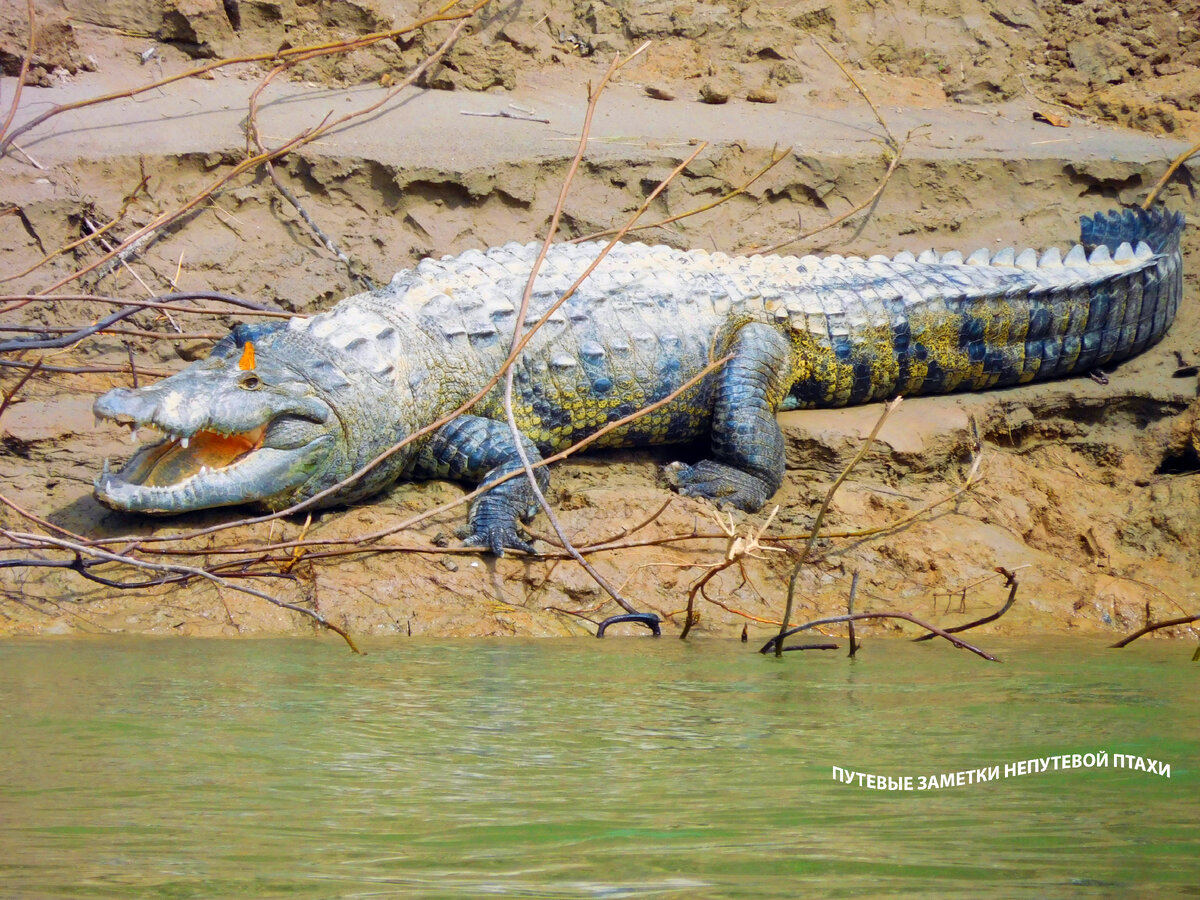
[94,326,347,514]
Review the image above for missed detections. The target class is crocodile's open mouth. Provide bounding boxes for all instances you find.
[94,392,335,514]
[109,424,270,489]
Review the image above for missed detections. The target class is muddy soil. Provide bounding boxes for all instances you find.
[0,0,1198,643]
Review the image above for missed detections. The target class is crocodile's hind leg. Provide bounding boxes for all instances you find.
[405,414,549,556]
[667,321,791,511]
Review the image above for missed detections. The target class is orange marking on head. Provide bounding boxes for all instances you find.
[238,341,256,371]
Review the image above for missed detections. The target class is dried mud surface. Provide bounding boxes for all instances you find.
[1,0,1198,643]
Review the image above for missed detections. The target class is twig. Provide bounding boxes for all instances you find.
[569,146,791,244]
[501,48,688,620]
[0,291,267,352]
[1142,138,1200,209]
[1018,74,1083,115]
[817,449,983,545]
[847,570,860,657]
[265,162,376,291]
[1110,613,1200,648]
[781,643,840,652]
[0,325,224,341]
[760,610,999,661]
[0,1,477,156]
[0,292,292,318]
[530,498,674,548]
[774,397,901,656]
[1,171,150,286]
[678,506,785,639]
[1,529,360,652]
[460,110,550,124]
[913,567,1020,642]
[0,359,175,377]
[750,133,910,256]
[0,0,35,148]
[126,345,139,387]
[0,356,41,422]
[811,37,896,151]
[7,141,43,169]
[37,5,483,295]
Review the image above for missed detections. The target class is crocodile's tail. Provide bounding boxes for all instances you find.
[782,207,1187,409]
[1080,206,1185,256]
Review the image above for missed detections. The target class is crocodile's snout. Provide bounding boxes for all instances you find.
[93,387,162,428]
[93,357,338,515]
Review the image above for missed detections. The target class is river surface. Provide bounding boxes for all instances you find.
[0,637,1196,899]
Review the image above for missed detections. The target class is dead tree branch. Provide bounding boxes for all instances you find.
[760,610,999,661]
[774,397,901,656]
[1142,138,1200,209]
[0,0,35,149]
[1,529,360,652]
[1110,613,1200,648]
[913,567,1020,642]
[0,0,477,156]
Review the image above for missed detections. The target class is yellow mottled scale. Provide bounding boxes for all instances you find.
[979,292,1014,388]
[863,322,901,399]
[783,327,850,408]
[911,304,973,392]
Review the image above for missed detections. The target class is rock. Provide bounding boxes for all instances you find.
[1067,36,1135,85]
[590,32,626,54]
[699,81,730,104]
[746,86,778,103]
[582,1,623,34]
[498,21,554,58]
[0,3,93,81]
[768,60,806,85]
[644,83,675,100]
[426,36,515,92]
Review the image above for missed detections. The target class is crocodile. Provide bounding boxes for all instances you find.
[93,207,1185,553]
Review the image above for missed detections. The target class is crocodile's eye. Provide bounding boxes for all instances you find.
[238,373,263,390]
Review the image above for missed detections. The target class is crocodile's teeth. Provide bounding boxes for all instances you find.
[1063,244,1088,267]
[893,250,916,263]
[868,254,889,262]
[1039,247,1063,268]
[180,436,190,450]
[1135,240,1153,260]
[917,249,938,264]
[991,247,1015,266]
[128,427,139,443]
[966,248,991,265]
[941,250,964,265]
[1015,248,1039,270]
[1088,245,1113,265]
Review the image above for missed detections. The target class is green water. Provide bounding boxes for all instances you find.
[0,637,1196,899]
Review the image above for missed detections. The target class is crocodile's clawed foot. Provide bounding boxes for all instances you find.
[458,522,538,557]
[664,460,771,512]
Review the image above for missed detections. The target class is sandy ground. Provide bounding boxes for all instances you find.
[0,0,1198,643]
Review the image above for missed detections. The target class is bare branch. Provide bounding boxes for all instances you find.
[760,610,999,661]
[774,397,901,656]
[1110,613,1200,648]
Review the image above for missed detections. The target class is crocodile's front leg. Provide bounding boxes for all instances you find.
[406,414,549,556]
[668,321,791,511]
